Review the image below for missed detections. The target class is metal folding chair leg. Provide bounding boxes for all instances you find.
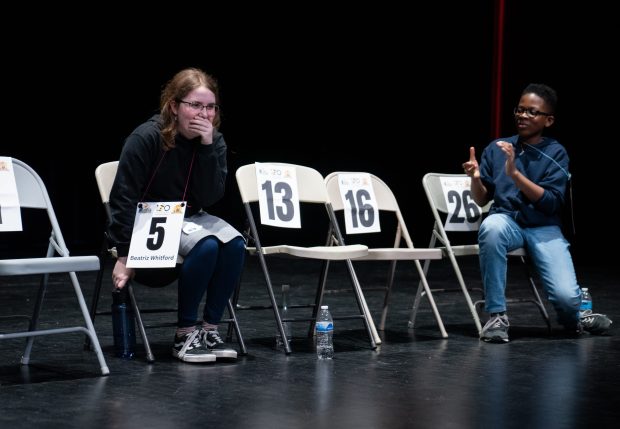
[126,283,155,363]
[221,298,247,356]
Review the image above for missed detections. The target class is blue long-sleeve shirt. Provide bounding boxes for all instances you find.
[479,135,571,228]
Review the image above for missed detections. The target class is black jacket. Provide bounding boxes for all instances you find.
[108,114,228,256]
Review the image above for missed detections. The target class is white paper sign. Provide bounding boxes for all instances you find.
[126,201,186,268]
[255,162,301,228]
[0,157,23,232]
[440,176,482,231]
[337,173,380,234]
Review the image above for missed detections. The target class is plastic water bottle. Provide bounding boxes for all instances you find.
[316,305,334,359]
[111,287,136,359]
[579,287,592,316]
[276,284,292,348]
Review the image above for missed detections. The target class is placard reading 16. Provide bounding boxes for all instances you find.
[337,172,380,234]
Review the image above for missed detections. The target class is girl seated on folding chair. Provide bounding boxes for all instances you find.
[108,68,245,363]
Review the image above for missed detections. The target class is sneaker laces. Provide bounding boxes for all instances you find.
[204,329,224,347]
[483,314,509,331]
[178,330,202,357]
[580,311,610,325]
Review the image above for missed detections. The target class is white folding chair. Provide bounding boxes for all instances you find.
[235,162,378,353]
[0,157,109,375]
[409,173,551,334]
[87,161,246,362]
[323,172,447,337]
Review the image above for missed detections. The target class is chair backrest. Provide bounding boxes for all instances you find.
[13,159,50,209]
[236,163,329,204]
[324,171,415,248]
[95,161,119,204]
[325,172,400,213]
[422,172,492,222]
[94,160,184,267]
[10,158,69,252]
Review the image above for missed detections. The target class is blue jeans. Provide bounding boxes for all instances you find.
[478,213,581,329]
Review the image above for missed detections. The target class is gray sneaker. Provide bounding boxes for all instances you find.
[201,329,238,359]
[580,310,613,335]
[480,314,510,343]
[172,329,216,363]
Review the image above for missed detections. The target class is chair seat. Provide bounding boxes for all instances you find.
[260,244,368,259]
[0,256,100,276]
[444,245,527,258]
[358,248,443,261]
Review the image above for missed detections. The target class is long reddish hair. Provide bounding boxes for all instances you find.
[160,68,221,150]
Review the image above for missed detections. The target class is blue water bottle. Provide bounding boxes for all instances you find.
[111,287,136,359]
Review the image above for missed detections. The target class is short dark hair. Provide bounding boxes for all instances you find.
[522,83,557,114]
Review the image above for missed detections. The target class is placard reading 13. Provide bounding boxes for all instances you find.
[126,201,186,268]
[255,162,301,228]
[439,176,482,231]
[337,173,380,234]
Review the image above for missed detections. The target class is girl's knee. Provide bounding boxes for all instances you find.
[227,237,247,262]
[191,237,219,257]
[230,236,246,251]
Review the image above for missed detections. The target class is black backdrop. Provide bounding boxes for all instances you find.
[2,2,617,266]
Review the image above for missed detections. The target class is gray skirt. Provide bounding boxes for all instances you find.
[179,211,243,257]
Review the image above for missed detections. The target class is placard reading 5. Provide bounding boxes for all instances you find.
[146,217,167,250]
[126,201,186,268]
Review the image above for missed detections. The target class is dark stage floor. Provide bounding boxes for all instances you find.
[1,257,619,429]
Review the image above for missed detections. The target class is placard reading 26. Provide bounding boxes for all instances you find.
[439,176,482,231]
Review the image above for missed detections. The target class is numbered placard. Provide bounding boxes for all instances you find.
[255,162,301,228]
[0,157,23,232]
[440,176,482,231]
[126,201,186,268]
[337,173,380,234]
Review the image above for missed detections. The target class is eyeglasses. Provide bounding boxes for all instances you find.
[178,100,220,113]
[513,106,553,118]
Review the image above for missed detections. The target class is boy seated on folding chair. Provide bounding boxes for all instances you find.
[108,68,245,362]
[462,83,612,343]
